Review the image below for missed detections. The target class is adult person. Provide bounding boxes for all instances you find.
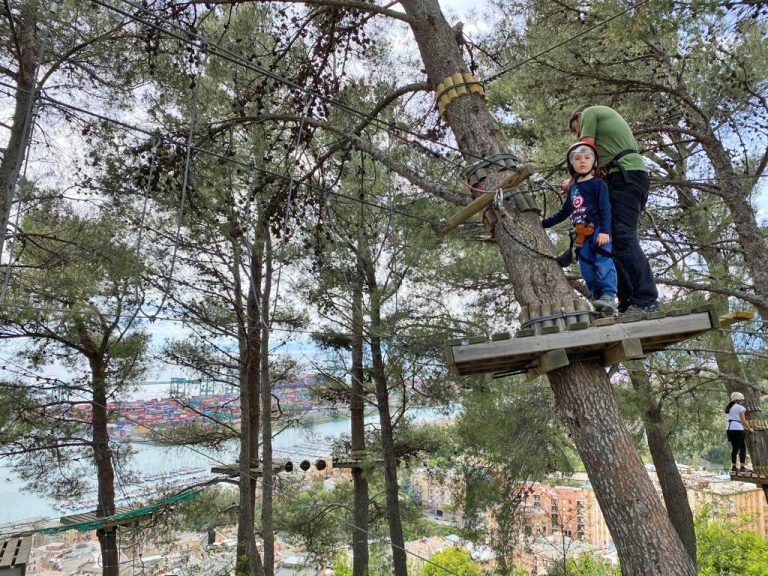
[568,104,660,314]
[725,391,753,472]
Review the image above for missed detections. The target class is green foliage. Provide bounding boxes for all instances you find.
[422,547,481,576]
[696,514,768,575]
[547,554,619,576]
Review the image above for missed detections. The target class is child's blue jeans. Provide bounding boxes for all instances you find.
[578,239,618,300]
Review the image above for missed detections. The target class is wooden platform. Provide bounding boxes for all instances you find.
[211,458,291,477]
[730,471,768,486]
[333,457,371,469]
[0,534,32,573]
[446,307,721,377]
[59,506,149,530]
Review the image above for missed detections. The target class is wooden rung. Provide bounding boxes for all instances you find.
[645,310,667,320]
[528,348,569,379]
[540,325,562,334]
[719,310,755,327]
[617,313,646,323]
[518,328,536,338]
[467,335,487,344]
[603,338,644,366]
[492,332,512,341]
[592,317,616,327]
[569,321,590,331]
[666,307,691,316]
[446,338,463,346]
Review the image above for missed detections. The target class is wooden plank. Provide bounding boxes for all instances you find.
[527,348,569,379]
[438,166,532,234]
[592,317,615,327]
[617,313,646,323]
[15,536,32,564]
[729,471,768,486]
[452,312,713,367]
[0,537,17,567]
[719,310,755,327]
[666,307,691,317]
[492,332,512,341]
[466,335,487,344]
[603,338,644,366]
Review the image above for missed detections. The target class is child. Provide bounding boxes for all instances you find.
[725,391,753,472]
[542,142,618,315]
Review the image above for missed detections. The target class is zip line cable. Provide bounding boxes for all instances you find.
[95,0,485,165]
[0,79,440,229]
[272,91,313,322]
[133,133,160,303]
[148,42,206,322]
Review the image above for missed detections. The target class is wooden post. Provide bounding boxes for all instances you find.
[540,302,553,332]
[573,299,590,329]
[563,298,576,329]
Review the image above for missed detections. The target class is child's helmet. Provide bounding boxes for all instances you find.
[566,141,599,177]
[730,391,745,401]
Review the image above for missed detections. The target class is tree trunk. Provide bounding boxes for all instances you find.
[260,231,275,576]
[0,14,38,257]
[628,366,697,564]
[90,357,119,576]
[350,268,369,576]
[399,0,695,572]
[236,235,265,576]
[368,279,408,576]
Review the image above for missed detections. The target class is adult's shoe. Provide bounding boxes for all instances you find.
[622,302,661,315]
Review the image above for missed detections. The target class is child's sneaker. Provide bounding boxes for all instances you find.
[739,466,752,473]
[731,465,739,472]
[592,294,617,316]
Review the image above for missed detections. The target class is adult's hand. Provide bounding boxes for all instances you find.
[560,177,572,198]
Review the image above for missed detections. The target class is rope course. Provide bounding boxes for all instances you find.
[0,376,469,576]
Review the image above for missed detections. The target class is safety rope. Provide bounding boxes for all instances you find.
[149,41,206,322]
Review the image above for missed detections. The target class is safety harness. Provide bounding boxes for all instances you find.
[601,149,640,180]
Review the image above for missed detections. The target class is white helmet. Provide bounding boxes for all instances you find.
[730,392,745,402]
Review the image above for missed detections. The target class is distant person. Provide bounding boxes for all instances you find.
[543,142,617,316]
[567,104,659,314]
[725,391,752,472]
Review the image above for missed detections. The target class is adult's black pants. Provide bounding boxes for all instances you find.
[727,429,747,465]
[606,170,659,308]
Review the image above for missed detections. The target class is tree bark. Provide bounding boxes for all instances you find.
[628,367,697,565]
[367,274,408,576]
[398,0,696,573]
[90,357,119,576]
[350,263,369,576]
[260,229,275,576]
[0,13,38,257]
[236,232,265,576]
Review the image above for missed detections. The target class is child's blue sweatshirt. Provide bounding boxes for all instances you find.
[542,177,611,233]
